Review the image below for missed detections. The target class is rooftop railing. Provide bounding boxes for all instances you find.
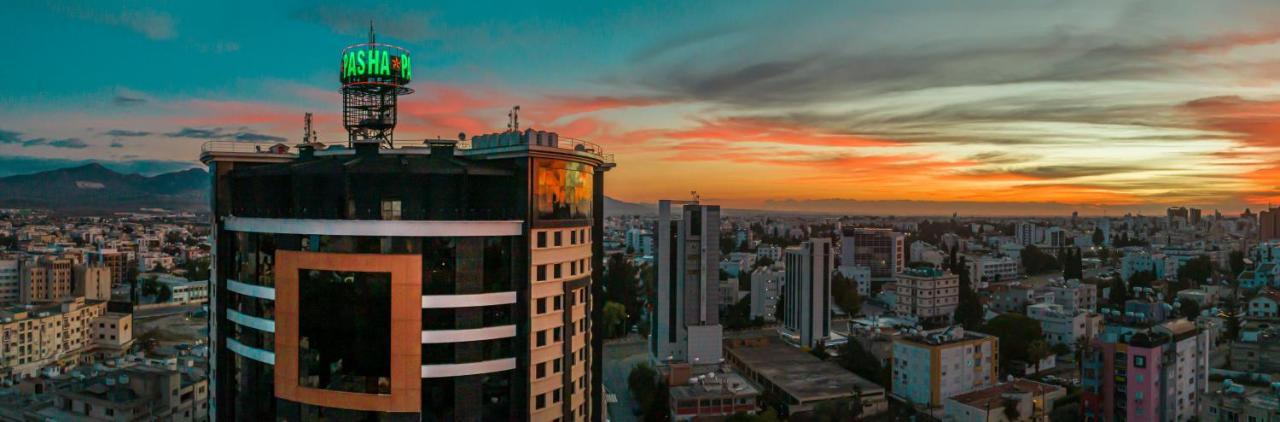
[202,133,613,163]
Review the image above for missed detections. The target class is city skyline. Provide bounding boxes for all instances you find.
[2,1,1280,216]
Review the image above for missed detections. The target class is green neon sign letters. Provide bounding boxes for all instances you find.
[341,46,411,84]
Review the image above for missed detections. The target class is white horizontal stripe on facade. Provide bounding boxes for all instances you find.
[420,358,517,378]
[226,279,275,300]
[421,291,517,308]
[223,217,523,237]
[421,324,516,344]
[226,309,276,333]
[226,338,275,365]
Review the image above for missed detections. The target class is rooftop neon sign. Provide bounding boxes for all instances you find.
[340,43,411,86]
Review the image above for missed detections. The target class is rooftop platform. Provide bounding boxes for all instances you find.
[199,129,614,166]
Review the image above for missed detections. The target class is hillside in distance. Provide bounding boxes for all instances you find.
[0,163,208,213]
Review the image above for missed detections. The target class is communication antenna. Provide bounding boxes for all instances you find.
[508,105,521,132]
[302,113,315,144]
[690,191,701,202]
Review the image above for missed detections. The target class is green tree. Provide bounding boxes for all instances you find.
[954,257,985,329]
[603,301,627,338]
[1179,255,1213,285]
[723,296,765,330]
[1027,339,1051,373]
[1109,278,1129,305]
[1003,397,1022,421]
[1225,303,1242,341]
[1230,250,1246,277]
[1178,297,1201,319]
[629,363,664,419]
[831,272,862,316]
[1092,228,1105,246]
[837,341,891,387]
[1062,247,1083,281]
[1021,245,1061,275]
[983,314,1045,368]
[1129,270,1157,286]
[604,253,643,327]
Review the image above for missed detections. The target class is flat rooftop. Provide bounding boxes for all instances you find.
[669,371,760,400]
[727,337,883,402]
[947,379,1063,409]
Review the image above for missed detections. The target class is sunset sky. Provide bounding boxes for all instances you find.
[1,1,1278,216]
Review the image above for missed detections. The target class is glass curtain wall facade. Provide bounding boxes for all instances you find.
[206,141,609,422]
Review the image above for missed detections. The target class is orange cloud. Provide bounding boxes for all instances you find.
[649,116,899,148]
[1181,95,1280,204]
[1177,30,1280,53]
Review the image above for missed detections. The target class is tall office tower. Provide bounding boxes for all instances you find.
[781,238,833,349]
[840,228,905,282]
[20,256,74,303]
[1167,206,1190,225]
[204,30,613,421]
[1189,208,1202,225]
[1016,222,1039,246]
[1262,207,1280,241]
[650,200,723,368]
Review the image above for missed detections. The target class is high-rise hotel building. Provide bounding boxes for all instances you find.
[203,32,613,421]
[649,200,723,368]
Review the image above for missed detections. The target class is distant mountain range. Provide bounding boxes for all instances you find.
[603,196,654,216]
[0,163,661,217]
[0,163,208,213]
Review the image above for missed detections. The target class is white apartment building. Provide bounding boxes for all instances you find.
[892,327,999,408]
[965,255,1020,285]
[1048,279,1098,313]
[895,268,959,326]
[750,267,782,322]
[1027,302,1102,351]
[756,244,783,262]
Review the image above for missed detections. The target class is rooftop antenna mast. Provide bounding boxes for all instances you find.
[690,190,701,202]
[302,112,315,144]
[508,105,521,133]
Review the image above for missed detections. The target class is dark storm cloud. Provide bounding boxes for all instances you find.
[1005,165,1158,179]
[165,127,286,143]
[967,151,1038,165]
[292,5,436,42]
[103,129,151,137]
[48,138,89,149]
[232,132,287,142]
[0,129,22,144]
[165,127,225,139]
[113,95,147,106]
